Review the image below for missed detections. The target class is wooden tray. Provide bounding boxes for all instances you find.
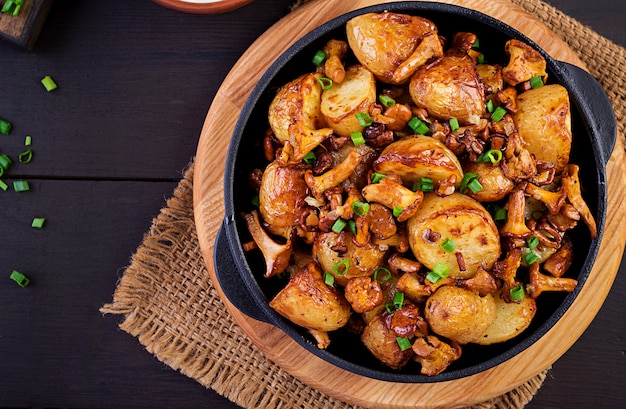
[193,1,626,407]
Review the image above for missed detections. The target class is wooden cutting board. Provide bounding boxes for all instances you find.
[0,0,52,49]
[193,0,626,407]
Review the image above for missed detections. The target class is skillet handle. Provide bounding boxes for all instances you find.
[214,221,272,323]
[557,62,616,166]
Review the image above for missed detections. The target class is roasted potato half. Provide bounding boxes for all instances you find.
[407,193,501,279]
[473,288,536,345]
[373,135,464,186]
[361,312,414,369]
[346,12,443,84]
[425,285,496,344]
[462,159,514,202]
[320,65,377,137]
[513,84,572,174]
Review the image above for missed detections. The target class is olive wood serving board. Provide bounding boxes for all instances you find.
[193,0,626,407]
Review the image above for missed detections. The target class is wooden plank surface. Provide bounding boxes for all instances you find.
[0,0,52,49]
[0,0,623,408]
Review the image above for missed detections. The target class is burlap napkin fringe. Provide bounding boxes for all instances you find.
[102,1,625,408]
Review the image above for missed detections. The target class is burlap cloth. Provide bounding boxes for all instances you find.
[100,0,626,408]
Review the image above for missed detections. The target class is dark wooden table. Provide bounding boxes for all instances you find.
[0,1,623,408]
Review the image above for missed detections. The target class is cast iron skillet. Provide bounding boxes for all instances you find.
[213,2,616,383]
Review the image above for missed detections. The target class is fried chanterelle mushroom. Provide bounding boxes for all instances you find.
[241,11,597,376]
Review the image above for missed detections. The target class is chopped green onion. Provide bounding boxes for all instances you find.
[317,77,333,90]
[460,172,480,194]
[477,53,485,64]
[350,131,365,146]
[392,206,403,218]
[413,177,434,192]
[385,302,395,314]
[472,37,480,49]
[250,195,260,207]
[484,149,503,164]
[25,135,32,146]
[31,217,46,228]
[0,179,8,191]
[527,236,539,251]
[529,75,544,89]
[426,262,450,283]
[332,259,350,275]
[408,117,429,135]
[331,218,347,233]
[0,154,12,169]
[302,151,316,164]
[510,284,525,301]
[441,238,457,253]
[491,106,507,122]
[13,180,30,192]
[371,172,386,183]
[10,270,30,287]
[373,267,392,282]
[18,149,33,164]
[449,117,460,131]
[0,118,11,135]
[355,112,372,127]
[348,219,357,235]
[393,291,404,310]
[312,50,326,66]
[486,100,495,113]
[323,272,335,286]
[396,337,412,351]
[41,75,58,92]
[352,201,370,216]
[494,207,508,222]
[379,94,396,108]
[0,167,3,177]
[524,250,540,265]
[468,178,483,193]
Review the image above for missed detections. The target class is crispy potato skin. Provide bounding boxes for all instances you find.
[259,161,309,239]
[513,84,572,174]
[407,193,501,279]
[473,289,536,345]
[409,50,486,125]
[425,286,496,344]
[361,313,414,369]
[346,12,443,84]
[373,135,464,186]
[321,65,377,137]
[269,262,351,332]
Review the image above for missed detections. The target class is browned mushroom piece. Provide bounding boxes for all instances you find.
[456,267,498,297]
[344,276,384,313]
[501,131,537,182]
[397,271,432,302]
[305,149,363,199]
[361,176,424,222]
[492,247,522,289]
[372,228,410,253]
[526,263,578,298]
[370,102,414,131]
[561,164,597,239]
[387,252,422,275]
[547,203,580,232]
[244,210,293,278]
[321,39,348,84]
[412,335,462,376]
[524,182,566,214]
[543,237,575,278]
[354,203,397,247]
[501,39,548,86]
[500,188,533,238]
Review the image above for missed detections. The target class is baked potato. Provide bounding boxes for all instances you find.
[407,193,501,279]
[361,312,414,368]
[425,285,496,344]
[462,159,514,202]
[473,288,536,345]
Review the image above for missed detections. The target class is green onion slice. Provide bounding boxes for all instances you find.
[413,177,434,192]
[41,75,58,92]
[484,149,503,164]
[491,106,507,122]
[524,250,540,265]
[408,117,429,135]
[385,302,395,314]
[331,218,347,233]
[352,201,370,216]
[0,118,12,135]
[373,267,392,282]
[355,112,372,127]
[250,195,260,207]
[460,172,480,194]
[449,117,460,131]
[510,284,525,301]
[317,77,333,90]
[441,238,457,253]
[530,75,544,89]
[13,180,30,192]
[396,337,412,351]
[472,37,480,49]
[371,172,386,183]
[379,94,395,108]
[486,100,495,113]
[323,272,335,286]
[527,235,539,251]
[0,154,12,169]
[18,149,33,164]
[32,217,46,228]
[10,270,30,287]
[0,179,7,191]
[332,259,350,275]
[426,262,450,283]
[468,178,483,193]
[392,206,403,218]
[350,131,365,146]
[302,151,316,164]
[348,219,357,235]
[477,53,485,64]
[494,207,508,222]
[25,135,32,146]
[312,50,326,66]
[393,291,405,310]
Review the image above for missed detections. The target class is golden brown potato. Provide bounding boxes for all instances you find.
[259,161,308,239]
[462,160,514,202]
[270,262,351,332]
[425,285,496,344]
[473,288,536,345]
[313,231,387,286]
[373,136,464,186]
[513,84,572,174]
[346,12,443,84]
[268,72,334,163]
[407,193,501,279]
[409,50,485,125]
[320,65,377,137]
[361,313,414,369]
